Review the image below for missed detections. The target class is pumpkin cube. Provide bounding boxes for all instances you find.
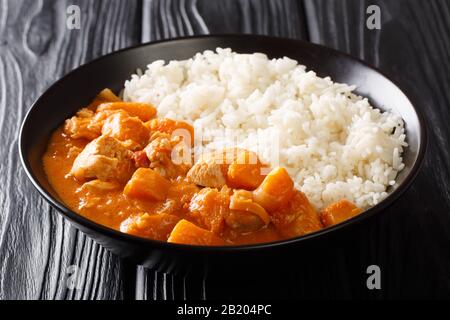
[227,150,266,190]
[253,167,295,211]
[168,219,226,246]
[320,199,361,227]
[124,168,170,201]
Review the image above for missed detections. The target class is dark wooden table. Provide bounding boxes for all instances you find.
[1,0,449,300]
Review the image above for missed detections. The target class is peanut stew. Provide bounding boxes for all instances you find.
[43,89,362,246]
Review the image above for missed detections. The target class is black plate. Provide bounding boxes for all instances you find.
[19,35,427,274]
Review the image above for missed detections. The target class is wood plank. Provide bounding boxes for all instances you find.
[303,0,450,298]
[138,0,309,300]
[0,0,141,300]
[141,0,307,41]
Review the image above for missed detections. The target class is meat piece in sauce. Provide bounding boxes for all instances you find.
[187,148,265,189]
[63,108,122,142]
[144,132,192,179]
[102,111,150,149]
[186,151,228,188]
[165,181,200,213]
[188,187,231,234]
[189,186,270,235]
[70,135,134,183]
[64,108,103,140]
[226,190,270,233]
[120,213,180,241]
[271,190,322,238]
[64,89,123,140]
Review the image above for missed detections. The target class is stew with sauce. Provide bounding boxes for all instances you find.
[43,89,362,246]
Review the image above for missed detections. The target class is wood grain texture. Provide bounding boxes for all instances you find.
[304,0,450,298]
[1,0,449,300]
[0,0,141,300]
[141,0,307,41]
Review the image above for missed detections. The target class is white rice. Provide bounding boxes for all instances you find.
[123,48,407,209]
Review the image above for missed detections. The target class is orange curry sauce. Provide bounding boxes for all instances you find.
[43,89,361,246]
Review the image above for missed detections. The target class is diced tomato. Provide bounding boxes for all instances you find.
[133,150,150,168]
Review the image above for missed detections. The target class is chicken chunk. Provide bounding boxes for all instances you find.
[64,107,121,141]
[226,190,270,233]
[189,187,231,234]
[271,190,322,238]
[64,89,122,139]
[186,152,228,188]
[63,108,102,140]
[70,135,134,183]
[144,132,192,179]
[186,148,241,188]
[102,111,150,149]
[187,148,266,190]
